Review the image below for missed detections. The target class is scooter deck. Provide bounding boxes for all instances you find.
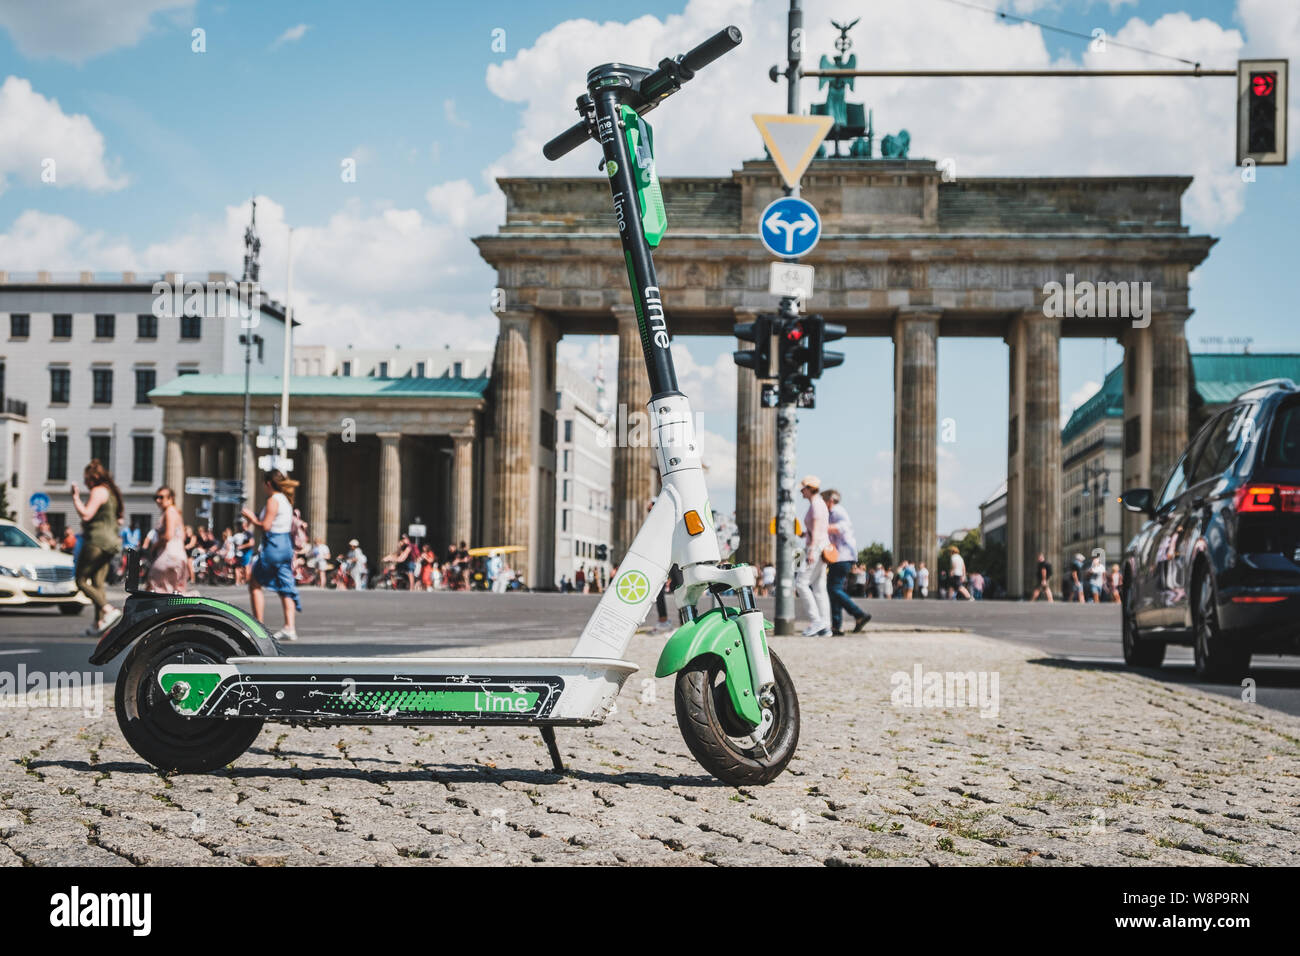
[158,656,638,726]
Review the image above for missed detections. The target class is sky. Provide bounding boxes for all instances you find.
[1,0,1296,549]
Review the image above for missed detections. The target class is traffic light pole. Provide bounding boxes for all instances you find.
[773,0,802,636]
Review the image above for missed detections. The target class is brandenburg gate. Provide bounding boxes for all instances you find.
[474,158,1215,594]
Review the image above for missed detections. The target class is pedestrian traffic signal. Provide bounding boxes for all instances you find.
[1237,59,1288,166]
[594,543,608,561]
[733,313,778,379]
[805,315,846,379]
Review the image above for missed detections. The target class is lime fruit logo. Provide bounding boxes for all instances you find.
[606,160,619,177]
[615,569,650,604]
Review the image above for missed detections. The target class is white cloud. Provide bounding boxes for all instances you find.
[270,23,310,51]
[0,77,127,193]
[443,99,470,129]
[0,0,193,63]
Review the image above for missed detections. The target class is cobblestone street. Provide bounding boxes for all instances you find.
[3,628,1298,866]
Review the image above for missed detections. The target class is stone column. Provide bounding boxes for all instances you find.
[892,310,939,570]
[163,430,185,499]
[183,434,201,523]
[451,433,474,546]
[1150,310,1190,497]
[492,317,532,571]
[734,319,774,567]
[612,306,654,562]
[305,432,328,546]
[1007,310,1061,596]
[377,432,401,561]
[231,430,257,512]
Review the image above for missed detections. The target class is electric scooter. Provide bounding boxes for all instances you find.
[91,25,801,787]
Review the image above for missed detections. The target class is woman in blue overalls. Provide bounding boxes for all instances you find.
[241,470,302,641]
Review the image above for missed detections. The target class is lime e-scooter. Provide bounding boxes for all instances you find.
[91,25,800,786]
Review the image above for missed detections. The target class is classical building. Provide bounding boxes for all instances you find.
[0,271,287,537]
[474,158,1216,595]
[978,480,1007,549]
[293,344,491,380]
[148,374,488,567]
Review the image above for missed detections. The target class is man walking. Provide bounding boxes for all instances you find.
[821,488,870,634]
[795,475,831,636]
[1030,551,1054,602]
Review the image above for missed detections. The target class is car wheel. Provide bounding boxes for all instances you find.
[1121,578,1164,667]
[58,603,87,616]
[1192,568,1250,683]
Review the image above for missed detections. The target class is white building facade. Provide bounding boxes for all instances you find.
[554,362,612,590]
[0,272,287,536]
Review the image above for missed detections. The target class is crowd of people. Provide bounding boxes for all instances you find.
[1027,551,1123,603]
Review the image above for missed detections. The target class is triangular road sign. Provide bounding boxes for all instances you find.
[752,113,834,189]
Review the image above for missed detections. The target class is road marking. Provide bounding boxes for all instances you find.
[0,649,37,656]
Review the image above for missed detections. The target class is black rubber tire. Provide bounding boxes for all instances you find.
[58,603,87,616]
[675,649,799,786]
[115,622,264,773]
[1121,578,1164,668]
[1192,568,1250,682]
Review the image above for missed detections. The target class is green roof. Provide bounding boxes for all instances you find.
[1061,363,1124,445]
[1061,353,1300,444]
[151,373,490,400]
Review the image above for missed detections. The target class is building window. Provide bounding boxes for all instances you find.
[47,434,68,481]
[562,510,570,532]
[94,313,115,338]
[341,361,352,377]
[564,419,573,443]
[9,314,29,337]
[377,361,389,377]
[89,434,112,465]
[49,367,70,404]
[415,361,426,377]
[137,314,158,339]
[177,366,198,377]
[52,314,72,338]
[452,361,463,377]
[132,435,154,483]
[92,368,113,404]
[135,367,156,404]
[180,315,201,340]
[563,450,571,472]
[562,479,571,502]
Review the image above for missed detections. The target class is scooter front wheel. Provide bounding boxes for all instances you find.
[116,622,265,773]
[674,649,799,786]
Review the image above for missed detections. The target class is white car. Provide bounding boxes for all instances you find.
[0,520,90,614]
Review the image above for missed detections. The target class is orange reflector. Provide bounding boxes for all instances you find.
[1230,595,1288,604]
[684,511,705,536]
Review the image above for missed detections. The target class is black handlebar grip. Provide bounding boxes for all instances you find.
[544,121,592,161]
[680,25,742,73]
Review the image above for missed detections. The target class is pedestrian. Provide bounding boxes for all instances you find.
[821,489,870,634]
[69,459,124,635]
[308,537,331,588]
[948,547,972,600]
[1088,554,1106,603]
[969,570,985,600]
[1030,551,1054,602]
[241,470,302,641]
[1068,553,1086,602]
[916,560,929,599]
[146,486,189,594]
[873,563,890,600]
[761,562,775,597]
[794,475,831,635]
[575,565,586,593]
[342,538,368,589]
[1108,563,1122,603]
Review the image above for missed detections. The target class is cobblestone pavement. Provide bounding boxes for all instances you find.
[2,629,1298,866]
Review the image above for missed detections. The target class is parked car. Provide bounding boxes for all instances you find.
[0,519,89,614]
[1120,378,1300,679]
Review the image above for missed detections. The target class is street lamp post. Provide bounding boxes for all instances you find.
[239,200,261,505]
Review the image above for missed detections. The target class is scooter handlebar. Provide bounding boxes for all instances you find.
[542,25,743,161]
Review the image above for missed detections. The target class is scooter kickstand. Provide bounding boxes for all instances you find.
[540,726,565,774]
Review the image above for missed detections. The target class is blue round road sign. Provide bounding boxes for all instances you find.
[29,492,50,512]
[758,196,821,258]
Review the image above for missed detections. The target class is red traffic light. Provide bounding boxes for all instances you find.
[1253,72,1276,97]
[785,324,804,342]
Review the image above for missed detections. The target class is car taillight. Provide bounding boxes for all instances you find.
[1235,484,1300,512]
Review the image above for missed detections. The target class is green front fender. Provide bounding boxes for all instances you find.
[655,607,763,726]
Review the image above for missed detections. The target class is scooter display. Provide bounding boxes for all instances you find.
[91,24,800,787]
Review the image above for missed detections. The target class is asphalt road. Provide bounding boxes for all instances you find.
[4,585,1299,715]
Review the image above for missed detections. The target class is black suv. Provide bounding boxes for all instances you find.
[1120,378,1300,679]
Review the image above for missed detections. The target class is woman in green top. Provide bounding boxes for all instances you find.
[70,459,124,634]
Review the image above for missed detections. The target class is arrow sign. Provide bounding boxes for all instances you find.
[752,114,833,189]
[758,196,822,258]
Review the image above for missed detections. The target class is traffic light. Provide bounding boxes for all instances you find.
[733,313,777,379]
[804,315,846,379]
[594,543,608,562]
[778,316,811,380]
[1237,59,1288,166]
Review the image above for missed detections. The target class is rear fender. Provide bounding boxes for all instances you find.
[89,593,277,666]
[655,607,762,725]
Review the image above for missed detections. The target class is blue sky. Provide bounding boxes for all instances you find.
[1,0,1295,548]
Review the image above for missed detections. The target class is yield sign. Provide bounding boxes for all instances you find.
[752,113,834,189]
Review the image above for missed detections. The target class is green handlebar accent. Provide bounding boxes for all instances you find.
[621,105,667,247]
[655,607,762,726]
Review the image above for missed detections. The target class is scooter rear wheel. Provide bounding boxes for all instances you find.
[116,623,265,773]
[674,649,799,786]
